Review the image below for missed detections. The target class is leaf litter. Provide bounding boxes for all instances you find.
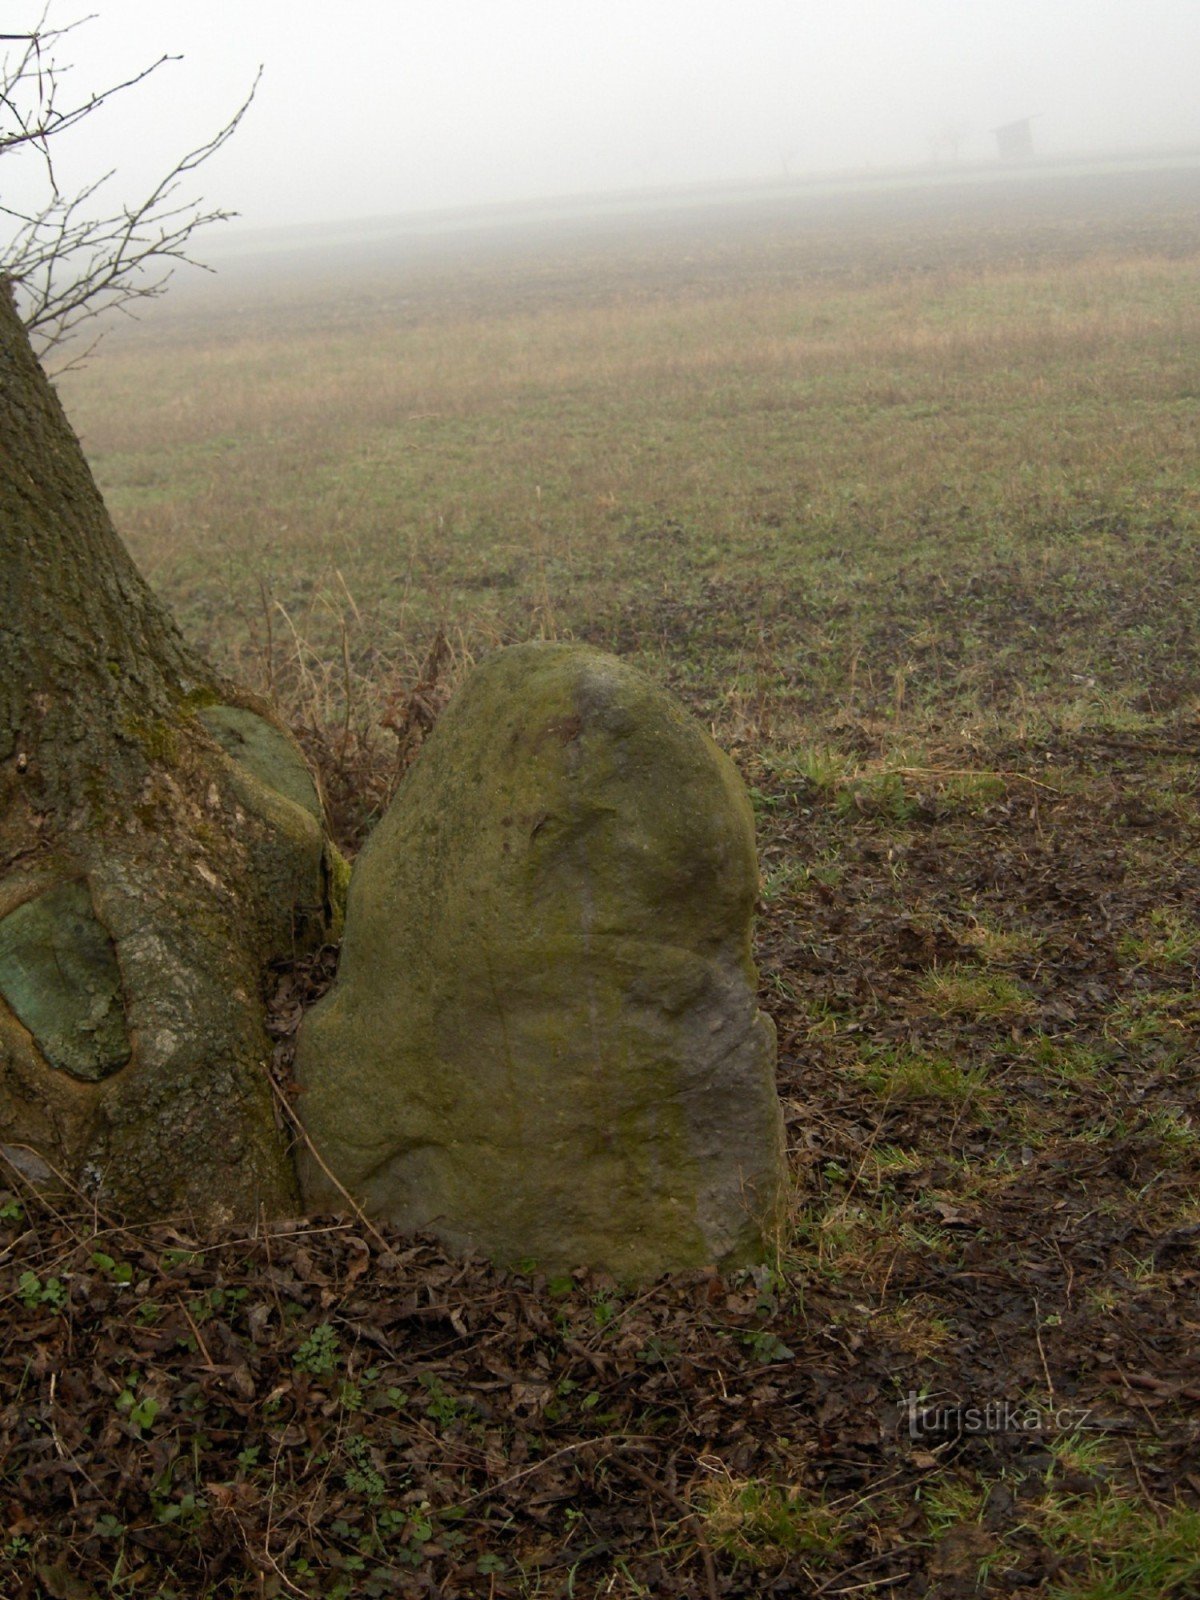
[2,719,1199,1598]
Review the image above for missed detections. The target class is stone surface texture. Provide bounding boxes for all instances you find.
[296,642,787,1276]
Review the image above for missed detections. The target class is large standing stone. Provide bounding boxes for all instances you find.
[295,643,787,1276]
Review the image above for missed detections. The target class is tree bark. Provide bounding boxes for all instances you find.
[0,281,339,1221]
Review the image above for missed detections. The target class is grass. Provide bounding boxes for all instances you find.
[963,917,1039,963]
[857,1047,990,1103]
[1118,909,1200,969]
[694,1474,844,1568]
[918,968,1035,1020]
[1044,1495,1200,1600]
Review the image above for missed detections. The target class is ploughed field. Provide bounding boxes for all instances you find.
[3,165,1199,1597]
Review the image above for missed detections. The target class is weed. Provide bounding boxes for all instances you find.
[115,1379,161,1433]
[17,1270,67,1311]
[293,1320,340,1376]
[865,1144,926,1178]
[787,745,857,796]
[342,1434,386,1500]
[939,771,1007,809]
[1048,1431,1118,1481]
[741,1328,796,1365]
[874,1297,954,1357]
[418,1372,463,1427]
[1144,1106,1198,1158]
[760,857,808,904]
[91,1250,134,1284]
[1104,992,1195,1050]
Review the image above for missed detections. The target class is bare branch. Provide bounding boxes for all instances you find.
[0,8,259,360]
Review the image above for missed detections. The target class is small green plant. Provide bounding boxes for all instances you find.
[873,1298,952,1357]
[116,1382,161,1433]
[1103,993,1191,1049]
[760,857,808,904]
[194,1283,248,1322]
[342,1434,385,1500]
[91,1250,135,1284]
[17,1270,68,1310]
[1144,1105,1198,1162]
[964,916,1036,961]
[293,1320,341,1376]
[160,1248,200,1270]
[636,1334,681,1366]
[1047,1430,1117,1481]
[0,1198,24,1225]
[592,1290,619,1329]
[920,1472,988,1539]
[940,771,1007,809]
[153,1489,207,1529]
[793,745,857,795]
[866,1144,925,1177]
[742,1329,795,1365]
[1026,1036,1107,1085]
[418,1372,463,1427]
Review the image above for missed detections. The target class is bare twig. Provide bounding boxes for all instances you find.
[1,10,259,358]
[265,1072,391,1256]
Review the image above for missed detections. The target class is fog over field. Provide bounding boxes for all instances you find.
[3,0,1199,237]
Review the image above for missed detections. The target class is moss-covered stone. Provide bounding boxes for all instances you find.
[0,881,129,1080]
[296,643,787,1277]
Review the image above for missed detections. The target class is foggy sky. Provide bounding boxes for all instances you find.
[5,1,1199,234]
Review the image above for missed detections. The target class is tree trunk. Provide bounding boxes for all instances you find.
[0,282,340,1222]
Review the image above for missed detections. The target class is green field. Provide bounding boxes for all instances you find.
[4,164,1199,1597]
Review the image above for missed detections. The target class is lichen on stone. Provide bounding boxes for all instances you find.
[0,880,130,1080]
[198,706,322,821]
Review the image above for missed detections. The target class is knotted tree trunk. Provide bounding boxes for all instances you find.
[0,283,340,1221]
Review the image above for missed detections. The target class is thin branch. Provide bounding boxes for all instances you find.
[0,10,259,358]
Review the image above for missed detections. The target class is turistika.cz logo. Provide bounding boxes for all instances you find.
[905,1392,1094,1440]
